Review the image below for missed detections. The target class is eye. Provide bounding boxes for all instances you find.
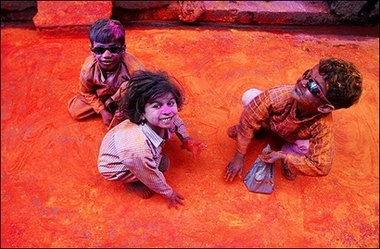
[109,46,123,53]
[91,47,106,55]
[307,80,321,95]
[167,100,176,107]
[151,103,161,109]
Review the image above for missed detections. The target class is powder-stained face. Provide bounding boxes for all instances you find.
[91,41,125,72]
[142,93,179,138]
[291,64,332,114]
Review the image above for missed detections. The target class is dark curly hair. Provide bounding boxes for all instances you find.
[319,57,363,109]
[88,18,125,46]
[118,70,185,124]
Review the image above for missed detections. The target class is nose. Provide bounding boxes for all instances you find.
[103,49,112,56]
[161,104,172,114]
[299,78,307,87]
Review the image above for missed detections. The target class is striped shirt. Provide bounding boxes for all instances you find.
[98,116,189,198]
[236,85,334,176]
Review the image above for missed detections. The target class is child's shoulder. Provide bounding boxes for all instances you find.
[80,55,97,71]
[266,85,294,97]
[109,120,147,146]
[261,85,294,106]
[122,53,145,71]
[111,119,141,135]
[267,84,293,92]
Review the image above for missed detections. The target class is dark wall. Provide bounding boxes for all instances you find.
[1,1,379,26]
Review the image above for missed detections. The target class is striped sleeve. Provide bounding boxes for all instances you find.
[236,90,272,155]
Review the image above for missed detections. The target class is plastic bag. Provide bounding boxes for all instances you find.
[243,144,274,194]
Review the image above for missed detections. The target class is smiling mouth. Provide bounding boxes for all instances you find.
[160,117,172,123]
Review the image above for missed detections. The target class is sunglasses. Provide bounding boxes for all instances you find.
[302,69,333,106]
[90,46,123,55]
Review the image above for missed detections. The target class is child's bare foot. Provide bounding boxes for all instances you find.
[123,181,154,199]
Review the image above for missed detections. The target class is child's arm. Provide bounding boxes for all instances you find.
[172,116,207,159]
[79,57,106,113]
[167,192,184,209]
[79,59,114,126]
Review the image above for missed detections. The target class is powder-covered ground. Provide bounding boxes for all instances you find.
[1,25,379,248]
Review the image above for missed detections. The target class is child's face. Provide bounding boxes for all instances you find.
[91,41,125,71]
[142,93,178,137]
[291,64,331,112]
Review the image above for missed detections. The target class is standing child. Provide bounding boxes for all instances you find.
[68,18,145,127]
[98,70,206,209]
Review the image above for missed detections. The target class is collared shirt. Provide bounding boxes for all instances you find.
[98,116,189,198]
[78,53,145,113]
[236,85,334,176]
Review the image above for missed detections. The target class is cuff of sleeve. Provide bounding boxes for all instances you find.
[283,153,295,173]
[163,189,175,199]
[284,153,291,163]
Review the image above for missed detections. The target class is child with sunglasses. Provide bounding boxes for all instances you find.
[68,18,145,127]
[98,70,206,209]
[224,57,363,183]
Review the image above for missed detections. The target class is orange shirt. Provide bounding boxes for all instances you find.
[78,53,145,113]
[236,85,334,176]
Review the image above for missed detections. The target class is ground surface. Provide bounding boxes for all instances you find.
[1,24,379,248]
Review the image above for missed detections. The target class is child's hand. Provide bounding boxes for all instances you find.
[180,138,207,159]
[259,150,286,164]
[167,192,184,210]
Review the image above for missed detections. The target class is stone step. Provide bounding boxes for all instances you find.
[1,1,378,30]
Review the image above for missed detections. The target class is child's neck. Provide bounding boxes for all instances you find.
[146,123,166,139]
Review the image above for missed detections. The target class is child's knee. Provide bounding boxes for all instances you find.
[281,140,309,156]
[67,98,96,120]
[242,88,262,108]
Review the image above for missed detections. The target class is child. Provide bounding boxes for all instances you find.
[224,57,363,182]
[68,18,145,127]
[98,70,206,209]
